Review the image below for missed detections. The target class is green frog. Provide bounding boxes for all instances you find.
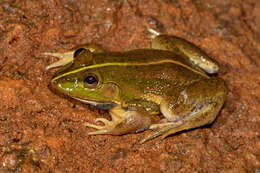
[44,34,227,143]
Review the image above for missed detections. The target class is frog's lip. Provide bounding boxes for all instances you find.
[72,97,114,106]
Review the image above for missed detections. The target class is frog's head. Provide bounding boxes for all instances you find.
[51,49,119,109]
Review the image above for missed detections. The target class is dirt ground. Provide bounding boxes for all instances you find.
[0,0,259,172]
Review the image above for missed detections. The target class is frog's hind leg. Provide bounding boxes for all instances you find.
[151,35,219,74]
[84,107,151,136]
[141,78,227,143]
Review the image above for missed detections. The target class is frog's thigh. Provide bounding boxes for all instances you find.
[84,107,151,136]
[142,79,226,142]
[151,35,219,74]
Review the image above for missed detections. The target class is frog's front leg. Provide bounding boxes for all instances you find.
[84,106,151,136]
[43,51,75,70]
[43,44,105,70]
[141,78,227,143]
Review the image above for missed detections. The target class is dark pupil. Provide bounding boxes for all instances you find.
[85,75,97,84]
[74,48,86,58]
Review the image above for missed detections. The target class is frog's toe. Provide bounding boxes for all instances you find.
[94,118,111,125]
[88,129,111,135]
[140,121,183,143]
[85,107,152,136]
[161,123,192,139]
[42,52,74,60]
[43,51,74,70]
[84,122,105,130]
[84,118,125,135]
[45,59,71,70]
[140,126,172,143]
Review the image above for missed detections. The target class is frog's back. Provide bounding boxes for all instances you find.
[93,49,208,82]
[91,49,208,99]
[94,49,191,65]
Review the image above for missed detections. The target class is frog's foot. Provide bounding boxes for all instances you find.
[84,107,151,136]
[43,51,74,70]
[84,116,125,135]
[84,118,112,130]
[140,121,184,143]
[43,44,105,70]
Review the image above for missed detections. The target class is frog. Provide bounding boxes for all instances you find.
[44,34,227,143]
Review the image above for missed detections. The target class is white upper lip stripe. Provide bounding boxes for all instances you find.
[72,97,111,106]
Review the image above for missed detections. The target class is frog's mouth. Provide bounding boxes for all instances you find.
[72,97,116,110]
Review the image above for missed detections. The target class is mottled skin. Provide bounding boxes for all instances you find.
[45,35,227,143]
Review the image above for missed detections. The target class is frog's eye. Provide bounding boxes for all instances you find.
[84,73,99,89]
[74,48,87,58]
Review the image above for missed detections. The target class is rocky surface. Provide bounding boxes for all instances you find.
[0,0,259,172]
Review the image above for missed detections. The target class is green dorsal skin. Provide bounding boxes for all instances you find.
[52,49,208,82]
